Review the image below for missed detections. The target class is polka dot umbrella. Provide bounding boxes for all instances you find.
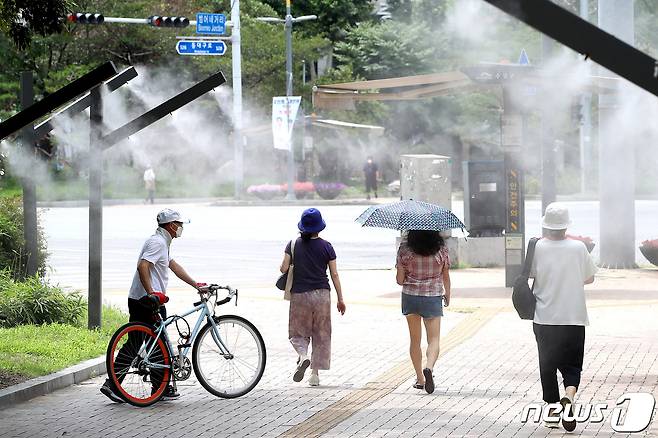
[355,200,466,231]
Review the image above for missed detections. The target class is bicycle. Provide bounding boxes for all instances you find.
[106,284,266,407]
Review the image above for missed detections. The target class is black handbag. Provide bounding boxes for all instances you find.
[275,271,288,290]
[512,237,539,320]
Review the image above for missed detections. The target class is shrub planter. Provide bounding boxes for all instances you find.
[246,184,283,200]
[282,182,315,199]
[639,239,658,266]
[314,182,346,200]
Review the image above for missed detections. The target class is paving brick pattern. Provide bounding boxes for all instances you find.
[0,296,462,438]
[1,297,656,438]
[322,305,658,438]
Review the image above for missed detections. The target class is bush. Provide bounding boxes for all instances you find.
[0,196,48,277]
[0,271,85,327]
[0,304,129,377]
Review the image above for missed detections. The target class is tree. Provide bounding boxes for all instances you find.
[333,21,438,80]
[260,0,374,42]
[0,0,73,49]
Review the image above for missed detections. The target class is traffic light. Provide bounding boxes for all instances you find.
[67,13,104,24]
[148,16,189,27]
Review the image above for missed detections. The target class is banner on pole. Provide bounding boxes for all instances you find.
[272,96,301,150]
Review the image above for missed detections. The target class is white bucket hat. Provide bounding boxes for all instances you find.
[156,208,189,225]
[541,202,571,230]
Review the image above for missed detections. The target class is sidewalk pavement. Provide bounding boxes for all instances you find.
[1,268,656,437]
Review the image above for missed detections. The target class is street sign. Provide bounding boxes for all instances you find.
[176,40,226,56]
[461,63,536,85]
[506,168,521,233]
[502,114,522,151]
[196,12,225,35]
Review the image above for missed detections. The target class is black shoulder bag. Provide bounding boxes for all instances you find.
[276,238,297,300]
[512,237,539,320]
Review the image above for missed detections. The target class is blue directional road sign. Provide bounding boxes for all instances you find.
[196,12,226,35]
[176,40,226,56]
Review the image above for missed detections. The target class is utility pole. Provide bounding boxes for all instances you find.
[284,0,295,199]
[232,1,244,199]
[579,0,592,194]
[258,3,316,200]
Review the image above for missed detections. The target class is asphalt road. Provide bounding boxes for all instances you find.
[41,199,658,293]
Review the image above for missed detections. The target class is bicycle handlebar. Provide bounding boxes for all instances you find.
[198,284,238,306]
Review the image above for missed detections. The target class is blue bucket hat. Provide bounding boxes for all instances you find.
[298,208,326,233]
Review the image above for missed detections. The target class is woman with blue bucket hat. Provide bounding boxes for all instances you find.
[279,208,346,386]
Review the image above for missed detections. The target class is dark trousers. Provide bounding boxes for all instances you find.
[365,177,377,198]
[110,298,167,391]
[533,323,585,403]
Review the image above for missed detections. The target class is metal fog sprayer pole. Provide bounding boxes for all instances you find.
[20,72,38,278]
[88,85,103,329]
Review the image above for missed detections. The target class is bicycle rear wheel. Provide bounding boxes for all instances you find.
[192,315,266,398]
[106,322,171,407]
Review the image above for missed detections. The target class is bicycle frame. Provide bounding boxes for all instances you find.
[141,298,230,371]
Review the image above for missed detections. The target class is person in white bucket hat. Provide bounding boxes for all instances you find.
[530,202,598,432]
[100,208,199,403]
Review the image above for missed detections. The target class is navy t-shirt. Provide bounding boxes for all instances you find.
[285,237,336,293]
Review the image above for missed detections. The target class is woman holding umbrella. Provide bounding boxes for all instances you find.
[356,200,463,394]
[396,230,450,394]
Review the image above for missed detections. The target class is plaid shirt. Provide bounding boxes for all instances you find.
[396,244,450,297]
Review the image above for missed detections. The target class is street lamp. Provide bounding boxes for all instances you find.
[257,3,316,200]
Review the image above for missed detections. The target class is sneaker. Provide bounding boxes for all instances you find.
[422,368,434,394]
[308,374,320,386]
[100,380,124,403]
[560,397,577,432]
[293,356,310,382]
[159,385,180,400]
[544,404,561,429]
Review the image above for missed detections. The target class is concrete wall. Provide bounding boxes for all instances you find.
[446,237,505,268]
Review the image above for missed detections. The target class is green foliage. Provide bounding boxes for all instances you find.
[334,21,437,80]
[0,271,85,327]
[0,0,73,49]
[260,0,374,42]
[0,197,48,277]
[0,305,128,377]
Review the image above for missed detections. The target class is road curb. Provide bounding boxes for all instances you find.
[0,356,105,410]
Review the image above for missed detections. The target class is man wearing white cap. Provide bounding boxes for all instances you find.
[101,208,199,403]
[530,202,598,431]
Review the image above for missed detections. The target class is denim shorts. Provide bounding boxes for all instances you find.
[401,293,444,318]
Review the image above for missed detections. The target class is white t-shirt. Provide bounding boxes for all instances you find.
[128,229,172,300]
[530,238,598,326]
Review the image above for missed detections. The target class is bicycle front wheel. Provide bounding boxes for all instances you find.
[192,315,266,398]
[106,322,171,407]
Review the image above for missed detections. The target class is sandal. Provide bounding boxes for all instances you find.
[423,368,434,394]
[412,381,424,390]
